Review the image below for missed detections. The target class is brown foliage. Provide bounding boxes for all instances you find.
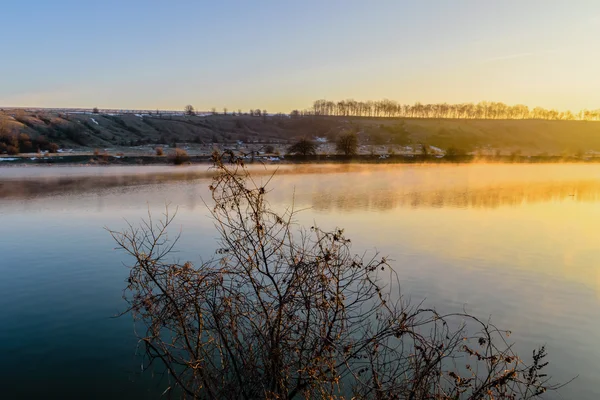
[155,147,164,156]
[109,151,565,399]
[47,142,59,153]
[170,148,190,165]
[7,145,19,155]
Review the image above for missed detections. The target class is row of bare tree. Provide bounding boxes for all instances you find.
[292,99,600,121]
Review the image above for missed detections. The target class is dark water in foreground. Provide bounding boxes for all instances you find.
[1,163,599,399]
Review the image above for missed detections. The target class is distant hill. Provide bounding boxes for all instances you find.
[2,110,600,156]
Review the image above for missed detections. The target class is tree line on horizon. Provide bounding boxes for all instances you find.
[289,99,600,121]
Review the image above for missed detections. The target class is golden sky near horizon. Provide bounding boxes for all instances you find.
[1,1,599,112]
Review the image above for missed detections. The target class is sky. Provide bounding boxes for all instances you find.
[1,0,599,112]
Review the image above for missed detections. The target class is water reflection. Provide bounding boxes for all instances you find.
[3,164,600,210]
[1,163,599,399]
[310,180,600,211]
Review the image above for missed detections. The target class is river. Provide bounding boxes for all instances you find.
[1,163,599,399]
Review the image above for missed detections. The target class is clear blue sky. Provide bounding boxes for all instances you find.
[1,0,599,112]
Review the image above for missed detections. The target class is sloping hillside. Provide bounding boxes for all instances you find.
[2,110,600,155]
[397,118,600,154]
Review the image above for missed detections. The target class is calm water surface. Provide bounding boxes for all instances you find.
[1,163,599,399]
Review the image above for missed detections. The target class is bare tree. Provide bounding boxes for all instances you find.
[287,138,317,156]
[336,132,359,156]
[109,152,565,399]
[184,105,195,116]
[306,98,600,121]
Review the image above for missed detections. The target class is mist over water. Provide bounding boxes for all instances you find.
[1,163,599,399]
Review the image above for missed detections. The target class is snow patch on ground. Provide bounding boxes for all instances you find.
[0,158,19,161]
[90,118,99,125]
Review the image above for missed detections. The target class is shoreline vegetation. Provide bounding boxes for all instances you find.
[1,152,600,166]
[3,106,600,164]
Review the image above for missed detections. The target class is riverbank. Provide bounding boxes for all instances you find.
[1,153,600,166]
[4,111,600,157]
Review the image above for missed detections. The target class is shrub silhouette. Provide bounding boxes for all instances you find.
[287,138,317,156]
[336,132,358,155]
[109,151,565,399]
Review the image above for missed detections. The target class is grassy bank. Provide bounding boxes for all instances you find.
[2,110,600,158]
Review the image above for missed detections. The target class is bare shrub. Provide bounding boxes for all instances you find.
[7,145,19,155]
[109,151,565,399]
[155,147,164,156]
[47,143,59,153]
[287,138,317,156]
[170,148,189,165]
